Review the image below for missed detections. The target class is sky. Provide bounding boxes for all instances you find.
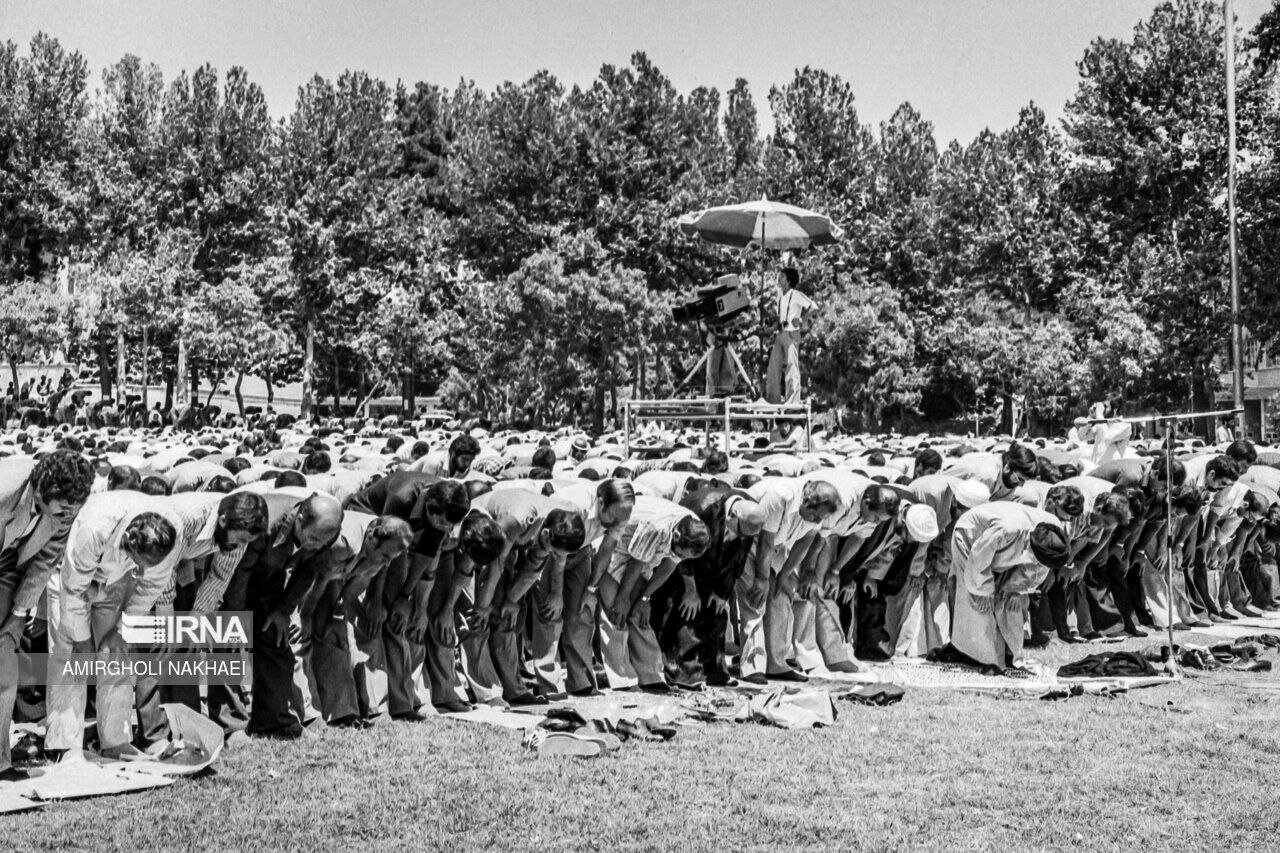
[5,0,1273,144]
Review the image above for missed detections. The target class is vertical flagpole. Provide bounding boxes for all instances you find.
[1226,0,1246,432]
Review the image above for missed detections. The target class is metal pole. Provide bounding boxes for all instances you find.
[1164,421,1177,670]
[1226,0,1246,428]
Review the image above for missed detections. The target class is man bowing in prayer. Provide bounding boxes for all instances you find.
[947,502,1070,670]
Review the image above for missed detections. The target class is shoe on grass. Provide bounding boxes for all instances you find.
[738,672,768,686]
[765,669,809,683]
[433,700,474,714]
[521,729,602,758]
[509,692,549,707]
[391,710,429,723]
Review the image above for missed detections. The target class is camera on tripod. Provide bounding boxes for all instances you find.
[672,274,755,342]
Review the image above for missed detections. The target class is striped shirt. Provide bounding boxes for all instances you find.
[153,492,253,615]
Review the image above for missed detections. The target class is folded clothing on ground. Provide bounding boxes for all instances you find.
[1057,652,1157,679]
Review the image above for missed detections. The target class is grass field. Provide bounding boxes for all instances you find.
[6,636,1280,852]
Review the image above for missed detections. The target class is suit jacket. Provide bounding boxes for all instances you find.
[0,457,72,614]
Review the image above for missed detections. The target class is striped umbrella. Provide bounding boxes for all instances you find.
[677,197,842,250]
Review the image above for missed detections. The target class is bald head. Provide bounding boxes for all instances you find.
[297,492,344,550]
[800,480,842,523]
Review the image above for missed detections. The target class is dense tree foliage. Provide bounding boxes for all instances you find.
[4,0,1279,431]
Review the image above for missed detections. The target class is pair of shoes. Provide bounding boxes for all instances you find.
[1217,610,1240,621]
[704,673,739,687]
[568,686,601,698]
[573,726,623,753]
[1237,606,1262,618]
[329,715,373,730]
[509,692,549,707]
[1057,632,1087,644]
[765,669,808,683]
[391,710,430,723]
[639,681,671,694]
[738,673,768,686]
[1124,627,1149,638]
[433,700,474,714]
[1082,632,1104,641]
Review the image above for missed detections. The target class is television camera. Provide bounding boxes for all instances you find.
[672,274,759,397]
[671,274,755,342]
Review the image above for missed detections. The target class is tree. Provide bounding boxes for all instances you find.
[808,278,923,430]
[0,34,91,284]
[0,279,70,393]
[184,274,290,416]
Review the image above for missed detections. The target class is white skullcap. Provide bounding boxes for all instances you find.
[951,480,991,508]
[903,503,939,542]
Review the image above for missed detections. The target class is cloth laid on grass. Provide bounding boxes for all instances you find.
[1057,652,1157,679]
[1,704,224,808]
[0,792,46,814]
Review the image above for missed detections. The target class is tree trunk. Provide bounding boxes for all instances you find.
[1191,364,1214,441]
[175,335,188,405]
[301,320,315,422]
[265,368,275,405]
[331,355,341,419]
[96,332,111,398]
[592,381,606,434]
[355,380,385,418]
[141,325,149,411]
[1000,392,1013,437]
[235,370,245,418]
[8,357,19,399]
[116,328,126,404]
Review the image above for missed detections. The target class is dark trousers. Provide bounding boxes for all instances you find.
[245,570,303,738]
[854,543,917,661]
[652,566,735,685]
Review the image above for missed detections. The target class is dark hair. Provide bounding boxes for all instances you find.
[1035,457,1063,484]
[671,516,710,557]
[1172,485,1207,514]
[578,469,602,481]
[223,457,251,476]
[218,492,268,536]
[107,465,142,492]
[528,466,553,480]
[458,514,505,565]
[597,479,636,511]
[1206,455,1240,483]
[866,451,887,468]
[30,449,93,505]
[410,440,431,459]
[120,512,177,564]
[139,476,172,496]
[702,450,729,475]
[276,470,307,488]
[863,484,900,517]
[1114,485,1149,520]
[188,448,210,460]
[1243,490,1270,518]
[914,449,943,476]
[544,508,587,552]
[425,479,471,525]
[612,466,633,480]
[781,268,799,288]
[1046,484,1084,518]
[384,435,405,452]
[1003,443,1039,477]
[1094,492,1132,527]
[532,446,557,470]
[1226,439,1257,467]
[450,434,481,458]
[202,475,237,494]
[1058,464,1081,479]
[56,436,84,454]
[302,450,331,475]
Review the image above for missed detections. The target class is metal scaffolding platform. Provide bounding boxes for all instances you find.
[621,397,812,456]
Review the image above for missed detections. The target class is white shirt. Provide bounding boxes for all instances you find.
[777,288,815,332]
[60,492,184,642]
[610,495,695,575]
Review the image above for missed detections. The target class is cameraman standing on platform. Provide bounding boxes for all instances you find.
[766,268,816,404]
